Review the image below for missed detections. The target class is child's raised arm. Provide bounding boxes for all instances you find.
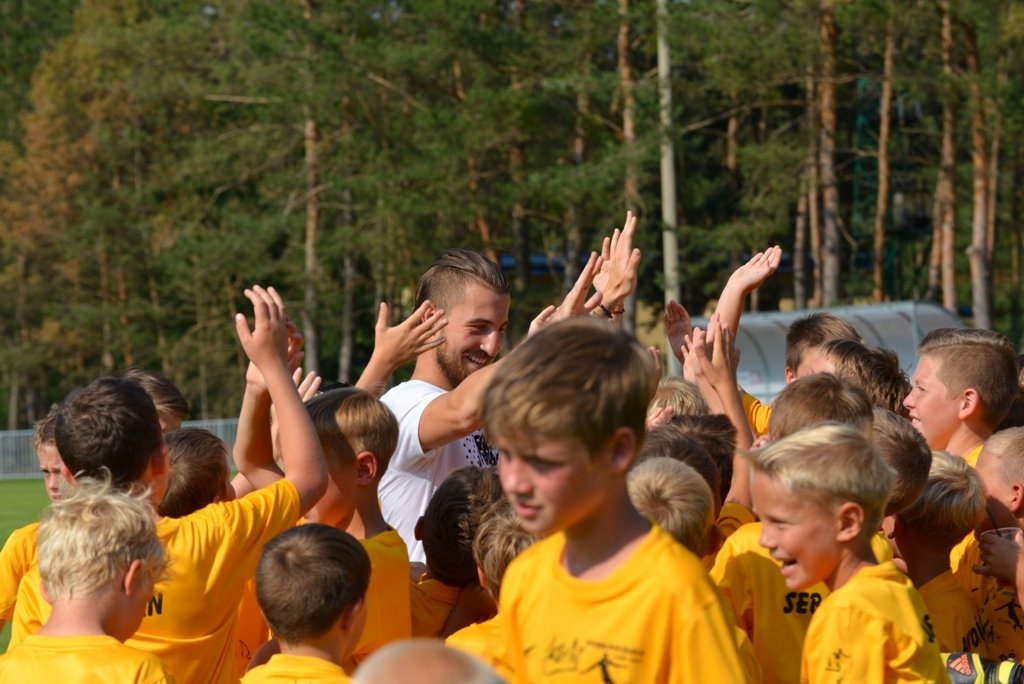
[234,286,326,514]
[356,301,448,398]
[713,246,782,334]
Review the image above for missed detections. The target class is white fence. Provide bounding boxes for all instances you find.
[0,419,239,480]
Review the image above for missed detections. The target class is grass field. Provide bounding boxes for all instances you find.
[0,478,49,654]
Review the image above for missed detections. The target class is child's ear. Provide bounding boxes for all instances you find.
[834,502,866,543]
[151,443,169,476]
[340,597,365,633]
[355,451,377,485]
[122,559,145,597]
[477,566,488,590]
[958,388,981,421]
[608,427,637,473]
[1008,482,1024,516]
[784,367,797,384]
[59,462,76,486]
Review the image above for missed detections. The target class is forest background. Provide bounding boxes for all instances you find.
[0,0,1021,427]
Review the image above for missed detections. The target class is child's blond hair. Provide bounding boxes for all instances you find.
[33,403,59,453]
[918,328,1018,429]
[483,318,655,455]
[648,377,709,417]
[785,312,860,373]
[979,427,1024,486]
[472,500,538,601]
[897,451,984,551]
[769,373,873,440]
[824,339,911,417]
[305,388,399,475]
[872,408,932,516]
[628,457,714,555]
[38,478,166,601]
[745,422,893,535]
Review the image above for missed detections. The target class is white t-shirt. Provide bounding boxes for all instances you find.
[379,380,499,563]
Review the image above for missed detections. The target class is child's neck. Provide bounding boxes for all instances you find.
[279,637,345,668]
[345,492,389,540]
[562,488,650,581]
[946,423,989,459]
[826,537,878,591]
[38,597,115,639]
[902,545,951,589]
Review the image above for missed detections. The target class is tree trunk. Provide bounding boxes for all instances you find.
[965,22,990,329]
[873,11,894,303]
[938,0,958,314]
[453,60,497,262]
[819,0,841,306]
[618,0,638,331]
[657,0,680,309]
[794,177,809,310]
[299,0,319,373]
[806,68,823,308]
[564,62,590,294]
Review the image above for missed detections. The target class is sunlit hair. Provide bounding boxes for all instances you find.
[628,457,714,555]
[415,248,509,311]
[897,451,984,551]
[668,413,736,503]
[636,424,722,512]
[255,524,370,644]
[158,428,229,518]
[918,328,1017,429]
[745,422,893,535]
[648,377,709,417]
[472,499,537,601]
[980,427,1024,486]
[785,312,860,373]
[483,317,656,456]
[33,403,59,452]
[353,639,504,684]
[872,408,931,516]
[123,367,190,424]
[39,477,166,602]
[305,387,398,477]
[769,373,873,440]
[824,339,910,417]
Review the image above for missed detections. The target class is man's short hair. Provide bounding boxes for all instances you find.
[746,422,893,535]
[824,339,911,417]
[415,249,509,311]
[898,451,984,551]
[305,388,399,476]
[769,373,874,440]
[628,457,714,555]
[648,377,709,417]
[33,403,59,452]
[472,500,537,601]
[39,478,165,602]
[483,317,656,456]
[872,408,932,516]
[668,414,736,503]
[918,328,1018,429]
[422,467,504,588]
[55,377,163,488]
[785,312,861,373]
[255,524,370,644]
[158,428,229,518]
[123,367,190,423]
[635,425,722,511]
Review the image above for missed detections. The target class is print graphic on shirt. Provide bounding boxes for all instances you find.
[972,585,1020,660]
[469,432,499,467]
[960,612,995,652]
[825,648,850,674]
[541,637,644,679]
[922,614,937,643]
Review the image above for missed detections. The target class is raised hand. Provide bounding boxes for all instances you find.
[664,300,693,366]
[529,251,603,336]
[235,285,289,372]
[727,246,783,294]
[373,300,448,368]
[592,211,642,310]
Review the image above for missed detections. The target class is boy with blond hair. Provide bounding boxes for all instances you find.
[904,327,1017,465]
[748,423,945,682]
[0,480,171,682]
[885,451,984,652]
[628,457,715,557]
[241,524,370,683]
[648,377,709,418]
[484,317,744,682]
[768,373,874,440]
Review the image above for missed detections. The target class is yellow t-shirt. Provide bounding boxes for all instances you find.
[410,576,461,638]
[952,535,1021,660]
[0,633,172,683]
[963,444,984,469]
[347,529,411,668]
[446,613,506,671]
[235,577,269,673]
[9,479,301,684]
[710,522,893,684]
[241,653,350,683]
[801,561,946,684]
[717,502,757,542]
[742,392,772,437]
[499,524,745,683]
[0,522,38,635]
[918,569,982,652]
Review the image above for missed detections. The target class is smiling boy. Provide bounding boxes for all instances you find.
[749,422,945,683]
[485,318,745,683]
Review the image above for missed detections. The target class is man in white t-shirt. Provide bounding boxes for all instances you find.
[379,249,511,562]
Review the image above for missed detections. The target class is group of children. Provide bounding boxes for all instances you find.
[2,243,1024,683]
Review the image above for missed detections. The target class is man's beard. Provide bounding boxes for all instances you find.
[436,343,491,388]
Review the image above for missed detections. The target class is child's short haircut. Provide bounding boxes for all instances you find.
[33,403,59,452]
[483,317,656,456]
[824,339,911,417]
[979,427,1024,485]
[872,408,932,516]
[55,377,163,488]
[353,639,504,684]
[123,367,190,423]
[158,428,229,518]
[422,466,504,588]
[998,356,1024,430]
[668,414,736,503]
[628,457,714,555]
[769,373,874,440]
[745,422,893,535]
[635,425,722,509]
[415,249,510,311]
[917,328,1017,429]
[305,387,399,474]
[785,312,861,373]
[648,377,709,417]
[255,524,370,644]
[472,500,538,601]
[38,478,166,602]
[897,451,984,551]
